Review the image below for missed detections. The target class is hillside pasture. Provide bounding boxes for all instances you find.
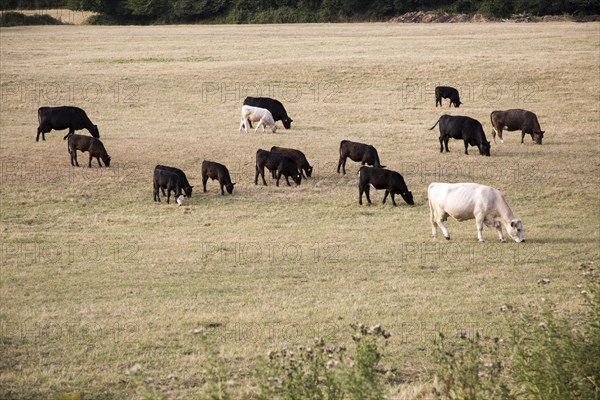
[0,22,599,398]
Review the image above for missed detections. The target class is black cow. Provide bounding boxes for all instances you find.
[67,134,111,167]
[153,169,184,205]
[270,146,313,178]
[202,160,235,195]
[435,86,462,108]
[243,97,293,129]
[358,166,414,207]
[430,115,491,156]
[337,140,384,174]
[255,149,302,187]
[155,165,193,197]
[37,106,99,142]
[490,109,545,144]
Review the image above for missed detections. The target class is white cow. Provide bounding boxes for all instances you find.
[428,182,525,243]
[239,105,277,134]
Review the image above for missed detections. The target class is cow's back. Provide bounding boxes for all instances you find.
[429,182,493,220]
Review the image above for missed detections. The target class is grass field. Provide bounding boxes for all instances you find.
[1,22,599,399]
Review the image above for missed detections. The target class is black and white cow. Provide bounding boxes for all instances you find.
[243,97,293,129]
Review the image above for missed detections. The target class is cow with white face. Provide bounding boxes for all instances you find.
[428,182,525,243]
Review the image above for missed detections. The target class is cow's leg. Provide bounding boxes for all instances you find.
[255,120,264,134]
[301,170,307,179]
[364,185,372,205]
[491,127,497,144]
[275,170,281,187]
[435,218,450,240]
[521,131,526,144]
[475,216,485,242]
[97,157,102,167]
[444,137,450,152]
[498,128,504,144]
[260,167,267,186]
[88,154,93,168]
[382,190,389,204]
[463,141,469,155]
[285,175,291,186]
[154,184,160,202]
[161,187,167,196]
[439,137,444,153]
[359,185,364,205]
[495,221,507,243]
[390,193,397,207]
[220,183,225,195]
[202,176,208,192]
[36,126,43,141]
[72,150,79,167]
[166,189,171,204]
[430,210,438,238]
[337,156,345,174]
[63,127,75,140]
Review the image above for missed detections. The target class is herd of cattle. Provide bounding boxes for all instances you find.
[35,87,540,242]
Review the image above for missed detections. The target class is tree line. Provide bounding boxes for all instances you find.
[2,0,598,23]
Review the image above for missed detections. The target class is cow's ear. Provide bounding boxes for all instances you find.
[232,183,236,186]
[540,131,545,134]
[190,186,194,189]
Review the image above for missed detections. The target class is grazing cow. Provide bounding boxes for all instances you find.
[270,146,313,178]
[155,165,193,198]
[337,140,385,175]
[37,106,99,141]
[240,105,277,134]
[430,115,491,156]
[428,182,525,243]
[490,109,545,144]
[243,96,293,129]
[255,149,302,187]
[358,166,414,207]
[435,86,462,108]
[67,134,111,168]
[153,169,184,205]
[201,160,236,195]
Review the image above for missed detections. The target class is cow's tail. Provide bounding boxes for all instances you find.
[429,118,441,131]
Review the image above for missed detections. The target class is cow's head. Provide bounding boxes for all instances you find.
[453,99,462,108]
[480,141,491,157]
[184,185,194,198]
[401,190,414,206]
[176,195,185,206]
[507,219,525,243]
[292,171,302,185]
[533,131,544,145]
[283,118,293,129]
[226,182,236,194]
[102,154,111,167]
[90,125,100,138]
[305,165,313,178]
[271,125,278,133]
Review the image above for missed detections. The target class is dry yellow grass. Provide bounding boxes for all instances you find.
[0,22,599,398]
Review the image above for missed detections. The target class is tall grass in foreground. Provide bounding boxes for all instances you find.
[168,270,598,400]
[434,263,599,400]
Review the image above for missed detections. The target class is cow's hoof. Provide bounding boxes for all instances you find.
[500,239,507,243]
